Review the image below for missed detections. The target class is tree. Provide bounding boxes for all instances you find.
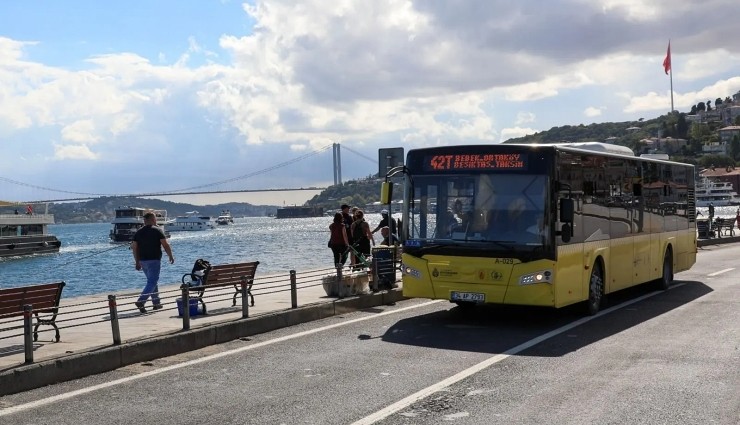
[676,114,689,139]
[697,102,706,112]
[707,100,712,111]
[716,97,723,107]
[690,105,697,115]
[699,154,734,169]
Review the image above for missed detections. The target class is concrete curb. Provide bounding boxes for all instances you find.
[697,236,740,247]
[0,289,406,396]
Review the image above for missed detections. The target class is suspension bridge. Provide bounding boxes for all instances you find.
[1,144,379,205]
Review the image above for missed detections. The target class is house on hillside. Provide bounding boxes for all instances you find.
[639,137,687,154]
[718,126,740,144]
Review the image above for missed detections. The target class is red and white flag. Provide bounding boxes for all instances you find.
[663,41,671,75]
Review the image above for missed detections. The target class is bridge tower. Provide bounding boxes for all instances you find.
[332,143,342,185]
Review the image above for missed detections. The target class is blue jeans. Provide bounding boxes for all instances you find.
[137,260,162,305]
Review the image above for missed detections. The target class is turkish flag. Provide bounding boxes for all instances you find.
[663,41,671,75]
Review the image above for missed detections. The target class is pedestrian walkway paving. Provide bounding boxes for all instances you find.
[0,267,391,372]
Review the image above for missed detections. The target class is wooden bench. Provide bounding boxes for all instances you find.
[181,261,259,315]
[712,218,735,237]
[0,282,65,342]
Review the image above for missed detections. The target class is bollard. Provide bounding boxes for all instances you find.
[240,278,249,319]
[181,285,190,331]
[290,270,298,308]
[23,304,33,364]
[371,259,379,292]
[336,264,344,298]
[108,295,121,345]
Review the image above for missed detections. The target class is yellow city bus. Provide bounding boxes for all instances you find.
[381,143,697,314]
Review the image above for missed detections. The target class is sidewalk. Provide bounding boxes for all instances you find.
[0,268,404,395]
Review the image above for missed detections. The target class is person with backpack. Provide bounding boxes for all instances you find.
[350,209,374,268]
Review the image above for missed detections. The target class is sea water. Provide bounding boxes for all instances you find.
[0,216,367,297]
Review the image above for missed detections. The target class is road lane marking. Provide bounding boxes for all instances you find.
[351,284,686,425]
[707,268,734,277]
[0,300,442,417]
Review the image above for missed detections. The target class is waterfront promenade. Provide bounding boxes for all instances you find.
[0,266,404,395]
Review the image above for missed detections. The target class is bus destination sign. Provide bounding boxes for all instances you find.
[425,153,528,171]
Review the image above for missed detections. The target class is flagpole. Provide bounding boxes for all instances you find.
[669,65,674,113]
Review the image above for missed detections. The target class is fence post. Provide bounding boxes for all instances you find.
[290,270,298,308]
[181,285,190,331]
[241,278,249,319]
[23,304,33,364]
[108,295,121,345]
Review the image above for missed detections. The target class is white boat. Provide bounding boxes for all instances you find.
[695,178,740,207]
[109,207,170,242]
[0,205,61,257]
[164,211,214,232]
[216,210,234,225]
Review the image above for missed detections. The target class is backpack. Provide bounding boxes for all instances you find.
[351,219,367,243]
[189,258,211,287]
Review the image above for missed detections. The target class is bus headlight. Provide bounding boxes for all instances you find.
[519,270,553,285]
[403,265,422,279]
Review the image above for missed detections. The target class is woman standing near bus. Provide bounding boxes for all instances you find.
[328,212,350,267]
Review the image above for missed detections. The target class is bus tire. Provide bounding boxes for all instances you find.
[585,262,604,316]
[655,249,673,290]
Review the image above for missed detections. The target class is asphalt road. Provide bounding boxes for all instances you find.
[1,244,738,425]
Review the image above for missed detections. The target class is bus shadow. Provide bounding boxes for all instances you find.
[380,280,712,357]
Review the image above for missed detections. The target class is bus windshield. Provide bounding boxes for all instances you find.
[409,173,550,246]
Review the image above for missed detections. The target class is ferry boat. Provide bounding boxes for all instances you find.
[215,210,234,225]
[109,207,170,242]
[164,211,214,232]
[0,206,62,258]
[695,178,740,207]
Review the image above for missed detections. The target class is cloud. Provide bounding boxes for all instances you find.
[53,143,99,160]
[584,106,605,117]
[623,76,740,113]
[61,120,100,143]
[515,112,536,125]
[500,127,538,143]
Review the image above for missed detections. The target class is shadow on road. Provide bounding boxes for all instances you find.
[380,280,712,357]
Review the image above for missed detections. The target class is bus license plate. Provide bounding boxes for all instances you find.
[450,291,485,303]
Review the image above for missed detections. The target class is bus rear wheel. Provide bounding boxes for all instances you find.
[585,262,604,316]
[655,250,673,290]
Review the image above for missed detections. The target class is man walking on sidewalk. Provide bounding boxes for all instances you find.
[132,212,175,313]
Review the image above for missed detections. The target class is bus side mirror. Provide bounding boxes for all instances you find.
[380,182,393,204]
[559,198,574,223]
[560,223,572,243]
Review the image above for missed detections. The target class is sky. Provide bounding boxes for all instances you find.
[1,0,739,206]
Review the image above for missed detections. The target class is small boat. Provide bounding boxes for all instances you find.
[696,177,740,207]
[109,207,170,242]
[164,211,214,232]
[0,205,61,258]
[216,210,234,225]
